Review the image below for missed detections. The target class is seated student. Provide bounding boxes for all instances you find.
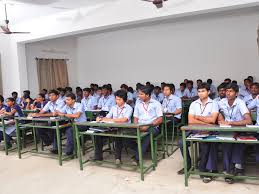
[93,87,102,104]
[55,93,87,155]
[11,91,21,105]
[0,95,7,112]
[218,83,252,184]
[243,82,259,107]
[30,93,48,110]
[196,79,202,87]
[151,86,164,103]
[175,83,187,98]
[207,79,217,99]
[239,78,252,99]
[81,88,98,111]
[162,83,182,124]
[214,83,227,104]
[75,87,83,103]
[41,89,49,101]
[93,90,133,163]
[120,84,134,107]
[31,90,65,148]
[21,90,33,110]
[128,85,163,165]
[97,85,116,112]
[65,87,73,94]
[134,83,144,103]
[184,79,188,84]
[0,97,24,148]
[183,80,198,100]
[224,78,232,84]
[57,88,66,102]
[177,83,219,183]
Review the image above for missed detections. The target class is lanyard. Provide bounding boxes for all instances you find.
[117,106,125,117]
[227,106,235,120]
[103,96,109,106]
[142,102,150,113]
[165,98,171,108]
[200,103,208,115]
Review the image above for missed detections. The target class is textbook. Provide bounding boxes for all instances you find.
[246,125,259,128]
[90,121,115,124]
[88,127,111,133]
[216,132,235,141]
[219,124,232,128]
[0,119,14,125]
[187,133,210,140]
[237,135,257,141]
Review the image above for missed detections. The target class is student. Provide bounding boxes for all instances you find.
[55,93,87,155]
[120,84,134,107]
[151,86,164,103]
[239,78,252,99]
[57,88,66,102]
[81,88,98,111]
[177,83,219,183]
[129,85,163,165]
[93,90,133,163]
[11,91,21,105]
[224,78,232,84]
[247,76,254,83]
[184,79,188,84]
[75,87,83,103]
[0,95,7,113]
[65,87,73,94]
[21,90,33,110]
[0,97,24,148]
[175,83,187,98]
[218,83,252,184]
[243,82,259,107]
[30,93,47,110]
[93,87,102,103]
[196,79,202,87]
[97,85,116,112]
[31,90,65,148]
[183,80,198,100]
[162,84,182,124]
[207,79,217,99]
[161,82,166,91]
[41,89,49,101]
[146,82,151,87]
[214,83,227,104]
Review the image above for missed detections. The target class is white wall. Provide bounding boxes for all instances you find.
[76,10,259,90]
[25,37,78,97]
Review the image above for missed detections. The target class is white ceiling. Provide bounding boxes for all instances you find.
[0,0,116,24]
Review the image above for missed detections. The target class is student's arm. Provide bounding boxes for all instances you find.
[227,113,252,126]
[217,113,226,124]
[59,111,81,119]
[188,114,209,124]
[194,112,219,124]
[101,117,128,123]
[4,108,17,116]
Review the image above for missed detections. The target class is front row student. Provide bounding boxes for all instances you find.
[55,93,87,156]
[93,90,133,163]
[0,97,24,148]
[218,83,252,184]
[178,83,219,184]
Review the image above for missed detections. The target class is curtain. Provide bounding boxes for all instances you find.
[37,58,69,90]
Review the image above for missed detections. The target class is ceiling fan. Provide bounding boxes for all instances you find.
[142,0,168,9]
[0,3,30,34]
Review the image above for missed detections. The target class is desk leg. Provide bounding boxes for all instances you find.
[2,118,8,155]
[137,128,144,181]
[150,127,155,170]
[75,125,83,170]
[15,120,21,159]
[182,130,188,187]
[56,121,62,166]
[32,124,38,152]
[164,117,169,156]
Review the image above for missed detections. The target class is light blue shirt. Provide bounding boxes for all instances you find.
[42,98,65,113]
[15,97,21,105]
[189,98,219,117]
[184,88,198,98]
[106,103,133,123]
[58,96,66,102]
[60,102,87,123]
[98,95,116,111]
[243,94,254,106]
[239,87,251,99]
[134,99,163,124]
[175,89,186,98]
[151,93,164,103]
[162,94,182,119]
[218,98,249,122]
[81,96,98,111]
[247,95,259,125]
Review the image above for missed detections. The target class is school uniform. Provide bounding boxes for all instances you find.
[0,105,24,145]
[127,92,135,107]
[162,94,182,123]
[239,87,251,99]
[54,102,87,154]
[34,101,48,109]
[37,99,65,146]
[81,96,98,111]
[179,98,219,171]
[15,97,21,105]
[97,95,116,112]
[151,93,164,103]
[209,85,217,99]
[243,94,255,107]
[93,93,101,104]
[58,96,66,102]
[94,103,133,160]
[218,98,250,173]
[183,88,198,98]
[175,89,186,98]
[129,99,163,161]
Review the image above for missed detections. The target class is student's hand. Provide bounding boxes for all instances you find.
[140,126,149,132]
[31,113,39,117]
[96,117,102,122]
[52,111,58,117]
[57,112,66,117]
[25,98,31,103]
[218,120,230,125]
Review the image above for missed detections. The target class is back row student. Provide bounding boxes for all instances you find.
[178,83,219,184]
[97,85,116,112]
[81,88,98,111]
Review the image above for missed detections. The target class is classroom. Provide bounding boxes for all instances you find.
[1,0,259,194]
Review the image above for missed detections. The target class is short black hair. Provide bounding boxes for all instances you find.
[217,83,227,91]
[197,79,202,82]
[6,97,15,102]
[187,80,193,85]
[139,86,153,96]
[180,83,186,88]
[232,80,237,84]
[102,85,109,90]
[38,93,45,100]
[224,78,231,82]
[164,83,174,92]
[251,82,259,88]
[65,87,72,92]
[154,86,161,90]
[23,90,30,95]
[48,89,59,96]
[12,91,18,96]
[226,83,239,93]
[120,84,129,90]
[197,82,210,91]
[57,88,66,93]
[128,87,134,93]
[42,89,48,92]
[244,78,252,83]
[83,88,91,93]
[114,90,127,102]
[207,79,212,84]
[247,76,254,82]
[0,95,4,103]
[66,93,76,100]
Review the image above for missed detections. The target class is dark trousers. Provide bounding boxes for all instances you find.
[223,143,244,172]
[94,137,123,160]
[53,127,74,154]
[179,131,218,171]
[36,122,54,146]
[127,127,160,161]
[0,131,11,145]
